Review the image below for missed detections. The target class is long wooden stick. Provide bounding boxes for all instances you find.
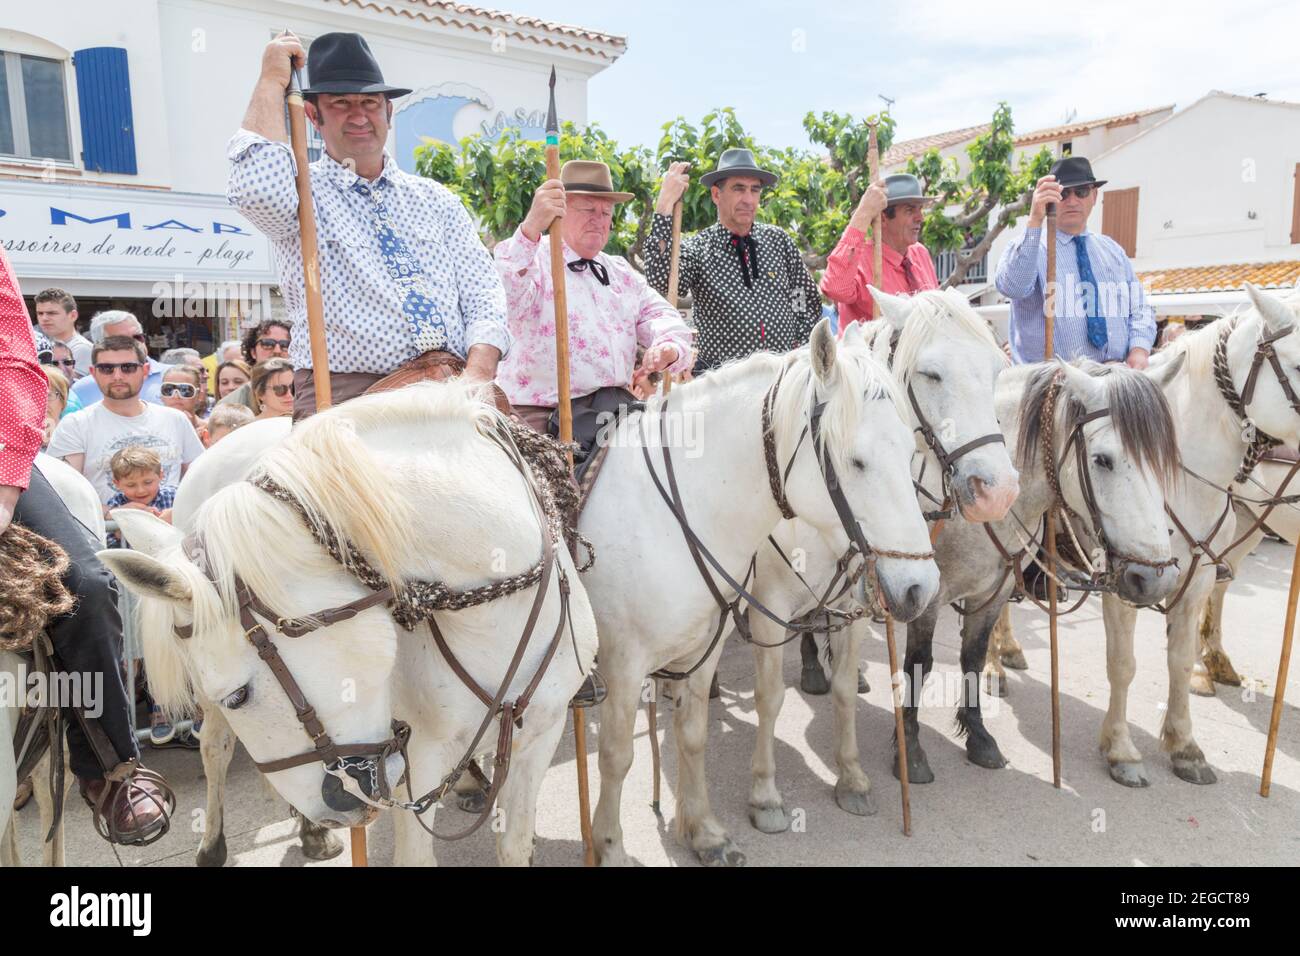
[1044,201,1062,790]
[1261,541,1299,796]
[286,66,331,412]
[545,68,595,866]
[867,122,911,834]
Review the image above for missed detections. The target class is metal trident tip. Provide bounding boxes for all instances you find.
[549,65,556,89]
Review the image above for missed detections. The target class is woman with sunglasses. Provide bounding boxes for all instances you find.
[160,365,207,431]
[215,359,251,399]
[249,358,295,419]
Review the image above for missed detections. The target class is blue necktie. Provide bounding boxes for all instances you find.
[1073,235,1108,351]
[352,179,448,354]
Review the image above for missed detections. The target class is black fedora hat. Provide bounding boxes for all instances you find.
[1049,155,1107,190]
[701,148,778,188]
[302,33,411,98]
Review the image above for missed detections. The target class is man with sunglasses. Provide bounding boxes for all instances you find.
[71,311,170,407]
[995,156,1156,368]
[228,32,509,418]
[48,336,205,504]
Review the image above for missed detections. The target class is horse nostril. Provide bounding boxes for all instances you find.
[1124,569,1148,598]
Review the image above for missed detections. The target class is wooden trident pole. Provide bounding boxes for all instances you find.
[869,122,912,837]
[1260,545,1299,796]
[287,55,365,865]
[1044,198,1063,790]
[545,68,596,866]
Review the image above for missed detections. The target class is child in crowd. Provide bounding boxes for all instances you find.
[104,445,177,524]
[200,403,255,448]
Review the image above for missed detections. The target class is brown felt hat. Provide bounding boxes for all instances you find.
[560,161,634,203]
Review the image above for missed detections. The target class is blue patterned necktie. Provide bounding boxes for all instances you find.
[352,179,447,354]
[1073,235,1108,350]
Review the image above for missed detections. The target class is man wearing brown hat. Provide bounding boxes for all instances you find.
[227,31,510,418]
[496,161,694,438]
[646,149,822,372]
[996,156,1155,367]
[821,173,940,327]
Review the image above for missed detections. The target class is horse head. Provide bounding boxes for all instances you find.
[1230,283,1300,449]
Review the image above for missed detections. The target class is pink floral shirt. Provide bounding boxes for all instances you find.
[495,227,695,407]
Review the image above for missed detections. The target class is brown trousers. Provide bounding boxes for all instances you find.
[293,350,511,421]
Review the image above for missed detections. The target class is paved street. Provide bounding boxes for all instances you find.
[13,540,1300,867]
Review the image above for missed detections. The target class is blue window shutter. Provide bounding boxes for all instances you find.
[74,47,137,174]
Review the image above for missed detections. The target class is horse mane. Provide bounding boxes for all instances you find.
[888,289,1006,376]
[1016,361,1182,490]
[137,380,509,720]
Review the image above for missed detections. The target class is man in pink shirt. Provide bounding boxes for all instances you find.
[495,160,695,436]
[820,173,940,327]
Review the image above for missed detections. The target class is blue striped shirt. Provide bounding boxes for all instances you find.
[995,226,1156,364]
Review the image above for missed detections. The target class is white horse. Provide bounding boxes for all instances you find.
[1,454,105,867]
[582,320,941,866]
[1088,285,1300,786]
[1194,457,1300,695]
[744,288,1021,832]
[100,383,598,866]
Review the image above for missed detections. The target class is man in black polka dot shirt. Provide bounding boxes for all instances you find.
[645,149,822,373]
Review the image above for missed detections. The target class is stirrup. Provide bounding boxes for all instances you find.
[81,761,176,847]
[569,670,607,708]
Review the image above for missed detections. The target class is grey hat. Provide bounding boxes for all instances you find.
[884,173,937,207]
[701,147,778,189]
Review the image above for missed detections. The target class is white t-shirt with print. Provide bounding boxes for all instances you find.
[47,401,204,503]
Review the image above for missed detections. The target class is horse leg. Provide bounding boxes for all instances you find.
[1196,578,1242,693]
[956,605,1009,770]
[1164,585,1218,785]
[994,606,1028,670]
[393,806,437,867]
[1098,595,1148,787]
[591,663,644,866]
[0,819,16,867]
[298,813,344,861]
[674,652,744,867]
[495,713,567,867]
[748,631,791,834]
[983,622,1009,699]
[830,618,875,815]
[196,704,235,867]
[895,603,938,784]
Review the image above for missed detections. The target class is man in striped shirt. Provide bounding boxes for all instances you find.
[995,156,1155,367]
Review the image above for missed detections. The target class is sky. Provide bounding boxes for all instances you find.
[515,0,1300,154]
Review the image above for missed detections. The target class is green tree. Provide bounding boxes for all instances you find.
[907,102,1053,288]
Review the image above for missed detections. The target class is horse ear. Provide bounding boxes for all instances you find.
[110,508,183,558]
[1144,350,1186,391]
[1246,282,1296,333]
[868,286,912,327]
[840,319,866,348]
[96,549,193,607]
[1056,360,1107,409]
[809,318,839,386]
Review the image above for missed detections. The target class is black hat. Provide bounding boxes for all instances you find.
[302,33,411,98]
[1049,155,1107,190]
[701,148,778,188]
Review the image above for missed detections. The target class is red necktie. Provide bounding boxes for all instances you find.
[900,255,920,293]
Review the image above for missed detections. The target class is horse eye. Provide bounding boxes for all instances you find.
[222,685,250,710]
[1092,454,1113,471]
[919,370,942,383]
[851,457,866,471]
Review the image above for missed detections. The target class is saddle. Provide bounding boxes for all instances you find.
[363,349,514,417]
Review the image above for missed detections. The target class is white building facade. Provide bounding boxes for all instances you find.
[0,0,623,353]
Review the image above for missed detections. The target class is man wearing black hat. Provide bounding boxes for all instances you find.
[995,156,1155,367]
[645,149,822,372]
[227,32,510,417]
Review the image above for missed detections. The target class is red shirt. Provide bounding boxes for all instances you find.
[820,226,940,328]
[0,247,47,489]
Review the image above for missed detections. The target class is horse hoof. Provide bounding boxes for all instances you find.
[457,789,488,814]
[195,829,227,868]
[857,670,869,694]
[834,780,877,817]
[801,666,831,696]
[748,803,790,834]
[1108,761,1150,788]
[893,747,934,784]
[1189,673,1217,697]
[984,672,1009,698]
[966,738,1009,770]
[1171,758,1218,786]
[300,821,345,861]
[696,841,746,868]
[1000,648,1028,671]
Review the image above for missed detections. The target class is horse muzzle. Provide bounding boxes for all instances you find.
[874,558,941,623]
[1115,559,1179,605]
[957,469,1020,524]
[320,750,408,815]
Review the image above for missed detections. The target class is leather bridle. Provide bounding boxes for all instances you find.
[641,367,933,681]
